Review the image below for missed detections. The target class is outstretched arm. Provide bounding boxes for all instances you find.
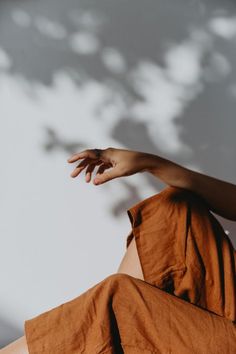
[67,147,236,222]
[145,153,236,221]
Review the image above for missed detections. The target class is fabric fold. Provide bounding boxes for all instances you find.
[126,186,236,323]
[24,186,236,353]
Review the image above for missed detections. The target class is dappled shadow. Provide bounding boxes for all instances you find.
[0,0,236,227]
[0,0,235,223]
[43,127,85,154]
[1,0,236,341]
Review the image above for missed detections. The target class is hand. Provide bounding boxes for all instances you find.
[67,147,150,185]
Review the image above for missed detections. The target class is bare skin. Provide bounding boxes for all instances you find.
[0,336,29,354]
[117,234,144,280]
[2,146,235,353]
[67,147,236,221]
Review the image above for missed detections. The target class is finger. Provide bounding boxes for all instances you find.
[67,149,103,163]
[71,158,103,179]
[70,158,91,178]
[96,163,111,176]
[67,151,90,163]
[93,166,121,185]
[85,161,103,183]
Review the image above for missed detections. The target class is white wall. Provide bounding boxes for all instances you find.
[0,0,236,346]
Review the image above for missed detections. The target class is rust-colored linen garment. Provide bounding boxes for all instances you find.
[24,186,236,353]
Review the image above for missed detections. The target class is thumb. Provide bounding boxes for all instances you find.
[93,168,120,185]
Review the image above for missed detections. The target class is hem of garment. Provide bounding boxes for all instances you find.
[126,188,186,286]
[128,216,187,285]
[126,187,236,323]
[24,321,32,354]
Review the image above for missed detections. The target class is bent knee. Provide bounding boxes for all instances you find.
[105,273,136,282]
[102,273,139,288]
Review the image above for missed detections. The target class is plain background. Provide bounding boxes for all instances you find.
[0,0,236,346]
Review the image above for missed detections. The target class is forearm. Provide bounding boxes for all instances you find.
[143,153,236,221]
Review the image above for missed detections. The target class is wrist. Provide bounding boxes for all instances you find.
[142,152,195,190]
[141,153,167,174]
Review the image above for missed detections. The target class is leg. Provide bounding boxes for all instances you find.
[117,233,144,280]
[2,226,144,353]
[21,274,236,353]
[0,336,29,354]
[122,186,236,322]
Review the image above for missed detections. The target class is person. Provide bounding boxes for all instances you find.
[1,147,236,353]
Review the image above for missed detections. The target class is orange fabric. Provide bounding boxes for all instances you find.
[24,186,236,353]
